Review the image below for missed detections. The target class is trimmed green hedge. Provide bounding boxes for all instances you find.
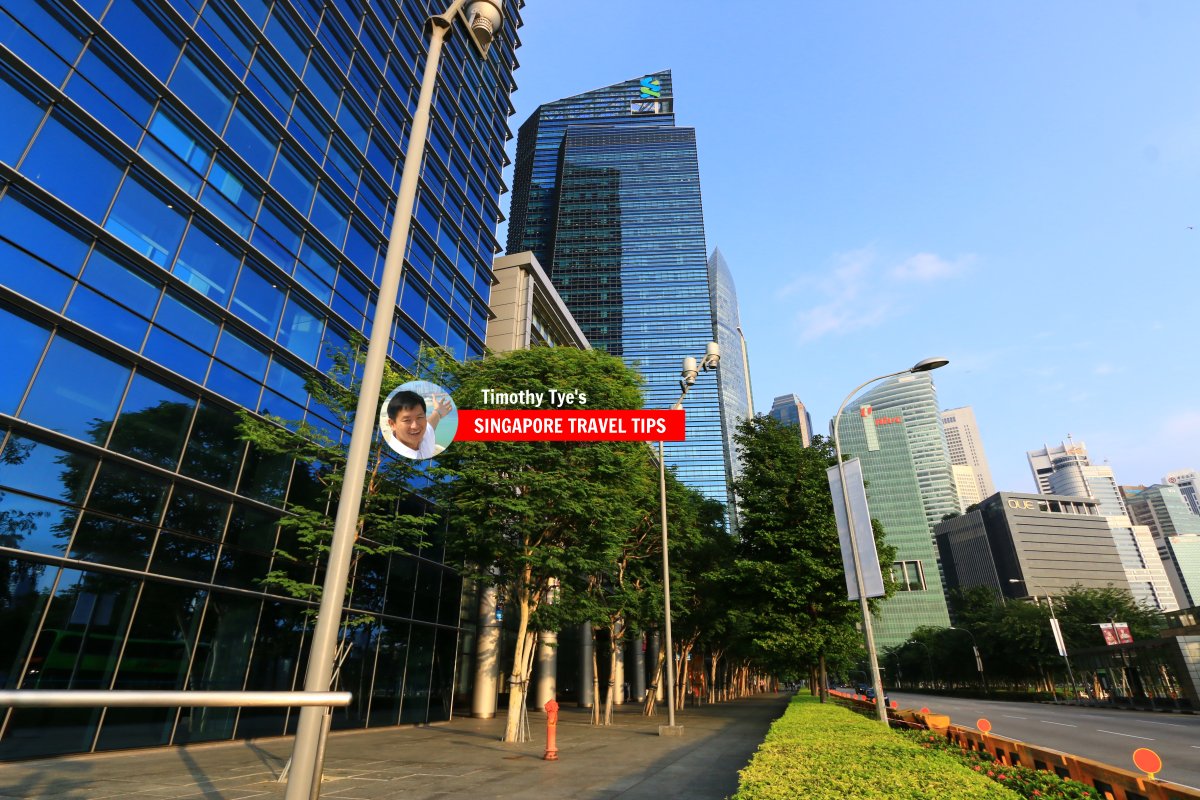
[732,695,1020,799]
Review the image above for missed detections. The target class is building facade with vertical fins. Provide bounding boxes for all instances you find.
[833,373,954,649]
[708,247,752,528]
[0,0,523,758]
[506,72,732,507]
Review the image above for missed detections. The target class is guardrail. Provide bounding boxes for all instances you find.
[0,691,352,708]
[825,690,1200,800]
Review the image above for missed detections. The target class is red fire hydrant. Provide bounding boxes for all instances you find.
[543,698,559,761]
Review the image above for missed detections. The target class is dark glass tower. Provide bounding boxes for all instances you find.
[0,0,522,758]
[708,247,752,528]
[508,72,730,506]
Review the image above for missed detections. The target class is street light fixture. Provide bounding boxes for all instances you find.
[949,626,987,691]
[657,342,719,735]
[832,357,949,723]
[905,639,935,687]
[284,3,503,797]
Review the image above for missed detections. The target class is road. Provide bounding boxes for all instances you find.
[888,691,1200,790]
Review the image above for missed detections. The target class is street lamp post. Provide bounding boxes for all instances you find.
[949,626,987,692]
[283,3,503,798]
[658,342,719,734]
[832,357,949,723]
[1010,579,1080,704]
[905,640,935,687]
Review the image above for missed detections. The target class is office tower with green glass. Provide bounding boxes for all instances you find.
[834,373,954,648]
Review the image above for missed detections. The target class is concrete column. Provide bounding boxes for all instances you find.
[534,630,557,709]
[630,632,646,702]
[470,586,501,719]
[614,630,626,706]
[647,631,663,702]
[578,621,593,708]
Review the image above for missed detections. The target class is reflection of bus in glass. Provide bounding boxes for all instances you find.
[23,629,202,689]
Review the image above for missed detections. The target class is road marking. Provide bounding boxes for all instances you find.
[1041,720,1077,727]
[1097,729,1154,740]
[1003,715,1027,719]
[1131,720,1183,728]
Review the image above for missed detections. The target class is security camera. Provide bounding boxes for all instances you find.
[466,0,503,55]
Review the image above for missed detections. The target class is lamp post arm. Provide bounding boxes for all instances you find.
[284,4,466,798]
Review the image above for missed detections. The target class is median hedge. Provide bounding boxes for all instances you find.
[732,695,1019,799]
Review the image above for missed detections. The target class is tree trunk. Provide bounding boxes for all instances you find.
[708,650,722,704]
[603,625,618,725]
[590,635,601,725]
[819,653,828,703]
[501,580,533,742]
[643,648,664,716]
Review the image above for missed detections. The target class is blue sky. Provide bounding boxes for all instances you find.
[497,1,1199,493]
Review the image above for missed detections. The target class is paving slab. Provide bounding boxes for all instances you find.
[0,693,790,800]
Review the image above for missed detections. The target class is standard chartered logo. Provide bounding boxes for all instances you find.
[639,76,661,99]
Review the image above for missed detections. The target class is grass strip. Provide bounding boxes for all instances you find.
[732,694,1020,799]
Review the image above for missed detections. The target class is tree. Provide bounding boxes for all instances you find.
[429,346,653,741]
[726,418,897,695]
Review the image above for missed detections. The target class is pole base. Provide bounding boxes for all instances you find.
[657,724,684,737]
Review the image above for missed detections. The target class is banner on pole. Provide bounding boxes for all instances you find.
[1049,618,1068,657]
[827,458,885,600]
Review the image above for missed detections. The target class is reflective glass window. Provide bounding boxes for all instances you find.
[309,182,350,246]
[253,201,301,270]
[197,1,255,76]
[323,137,360,197]
[211,543,271,593]
[214,327,269,380]
[80,247,161,311]
[224,99,280,177]
[100,0,184,81]
[0,491,80,558]
[104,175,188,267]
[263,359,307,406]
[0,434,95,505]
[64,44,155,147]
[303,57,341,116]
[107,371,195,469]
[63,285,150,352]
[399,276,426,325]
[288,94,329,162]
[141,328,210,385]
[0,64,49,165]
[335,96,370,151]
[179,400,243,488]
[0,2,87,88]
[235,446,292,507]
[264,10,308,74]
[230,263,285,336]
[21,110,125,221]
[140,110,212,197]
[245,49,296,124]
[205,362,262,408]
[163,485,230,541]
[343,216,381,277]
[169,48,234,131]
[277,295,324,363]
[174,223,240,303]
[0,237,73,312]
[0,309,50,417]
[21,334,130,445]
[76,459,167,534]
[294,241,335,302]
[154,290,219,352]
[424,303,448,347]
[0,194,91,293]
[269,147,316,214]
[201,158,262,238]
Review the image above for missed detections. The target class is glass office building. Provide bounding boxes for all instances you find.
[506,71,730,506]
[0,0,522,758]
[708,247,751,528]
[834,374,954,649]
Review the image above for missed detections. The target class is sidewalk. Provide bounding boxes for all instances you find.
[0,693,790,800]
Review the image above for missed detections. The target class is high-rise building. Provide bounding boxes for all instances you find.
[1122,483,1200,609]
[1027,442,1177,612]
[940,406,995,509]
[834,373,955,648]
[506,72,730,507]
[0,0,522,759]
[935,493,1131,602]
[708,248,752,526]
[1164,469,1200,516]
[768,394,813,447]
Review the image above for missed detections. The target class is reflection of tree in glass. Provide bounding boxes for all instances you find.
[237,339,433,626]
[1,438,51,678]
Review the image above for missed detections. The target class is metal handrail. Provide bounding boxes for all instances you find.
[0,691,351,708]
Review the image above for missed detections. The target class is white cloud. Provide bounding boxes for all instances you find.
[1093,362,1116,376]
[1162,410,1200,438]
[890,252,974,281]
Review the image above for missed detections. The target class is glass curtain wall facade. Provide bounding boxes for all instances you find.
[708,247,751,528]
[835,374,954,649]
[0,0,522,759]
[507,71,730,506]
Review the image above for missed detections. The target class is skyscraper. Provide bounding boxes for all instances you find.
[507,72,730,506]
[834,373,955,648]
[1027,442,1177,611]
[1122,483,1200,609]
[768,394,813,447]
[0,0,522,758]
[940,406,995,509]
[709,248,752,522]
[1164,469,1200,516]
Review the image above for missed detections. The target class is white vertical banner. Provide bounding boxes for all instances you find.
[1049,618,1068,658]
[827,458,885,600]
